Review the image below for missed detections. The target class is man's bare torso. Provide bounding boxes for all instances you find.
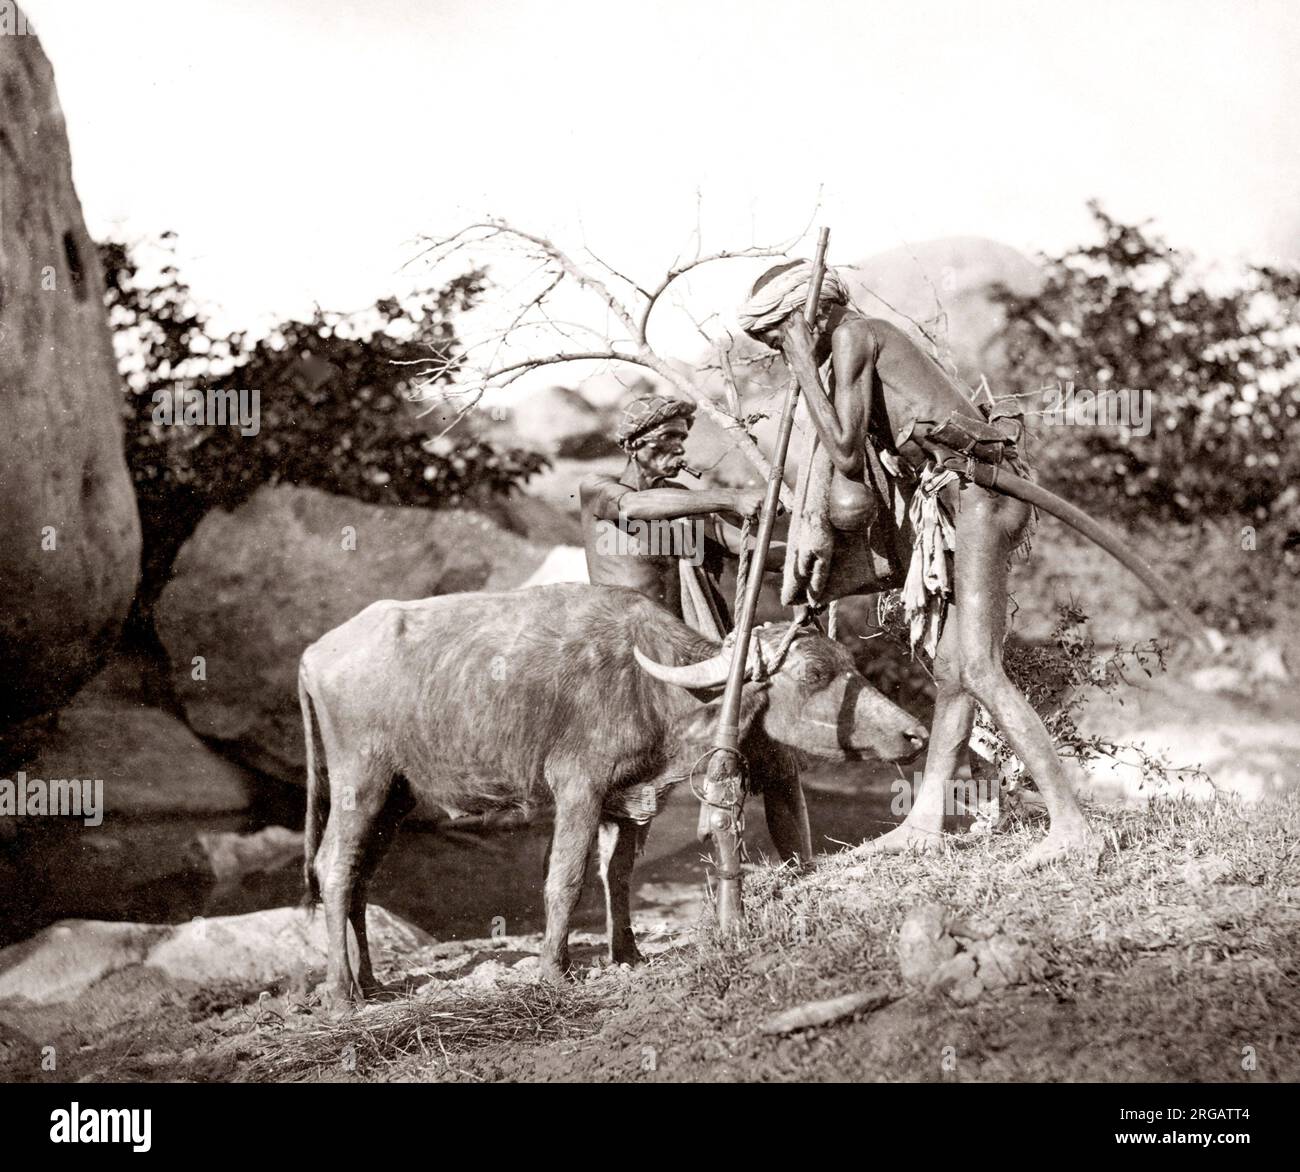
[580,473,722,616]
[831,315,986,469]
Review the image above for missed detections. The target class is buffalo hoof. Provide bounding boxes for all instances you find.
[609,942,645,967]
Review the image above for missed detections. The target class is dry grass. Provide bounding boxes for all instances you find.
[658,793,1300,1080]
[245,983,613,1081]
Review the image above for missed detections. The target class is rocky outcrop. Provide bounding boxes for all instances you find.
[474,488,583,545]
[0,12,142,724]
[486,385,618,459]
[12,649,255,816]
[22,704,255,818]
[154,485,551,782]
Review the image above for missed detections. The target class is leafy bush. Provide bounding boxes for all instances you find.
[102,233,548,627]
[996,203,1300,524]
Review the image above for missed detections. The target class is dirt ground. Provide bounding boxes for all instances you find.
[4,781,1296,1084]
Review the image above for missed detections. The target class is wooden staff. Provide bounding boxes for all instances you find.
[701,226,831,934]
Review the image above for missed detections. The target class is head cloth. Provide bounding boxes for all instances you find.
[615,394,696,453]
[737,259,850,340]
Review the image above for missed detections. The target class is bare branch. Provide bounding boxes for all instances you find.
[718,337,744,421]
[419,220,642,340]
[637,243,791,346]
[579,243,652,302]
[408,215,806,503]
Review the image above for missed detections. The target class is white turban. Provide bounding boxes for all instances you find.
[736,261,850,338]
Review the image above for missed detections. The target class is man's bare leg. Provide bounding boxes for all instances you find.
[861,621,972,855]
[947,487,1093,867]
[863,485,1091,866]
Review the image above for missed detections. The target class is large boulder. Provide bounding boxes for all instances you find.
[154,485,551,782]
[0,905,430,1007]
[0,12,142,724]
[19,653,255,818]
[473,488,583,545]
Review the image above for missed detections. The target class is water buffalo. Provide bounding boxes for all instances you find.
[299,583,927,1002]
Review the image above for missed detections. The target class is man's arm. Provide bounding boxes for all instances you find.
[581,477,763,524]
[780,318,871,478]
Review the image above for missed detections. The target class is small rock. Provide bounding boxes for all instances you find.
[968,934,1039,990]
[190,826,304,883]
[1180,855,1233,887]
[947,916,998,941]
[1250,644,1290,684]
[896,904,957,984]
[929,953,981,1003]
[897,902,1042,1002]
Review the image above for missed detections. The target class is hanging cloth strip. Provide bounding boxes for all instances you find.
[901,461,959,658]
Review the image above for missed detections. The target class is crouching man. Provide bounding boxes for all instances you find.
[578,394,810,868]
[580,393,784,639]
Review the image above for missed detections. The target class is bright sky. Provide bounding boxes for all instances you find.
[21,0,1300,368]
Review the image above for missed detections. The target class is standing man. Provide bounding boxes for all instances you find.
[580,394,782,637]
[739,260,1092,869]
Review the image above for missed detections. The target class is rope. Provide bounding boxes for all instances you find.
[733,516,752,620]
[769,620,803,672]
[689,746,749,808]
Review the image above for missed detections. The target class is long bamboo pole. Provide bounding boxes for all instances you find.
[701,227,831,933]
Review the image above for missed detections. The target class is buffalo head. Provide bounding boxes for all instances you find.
[635,622,927,763]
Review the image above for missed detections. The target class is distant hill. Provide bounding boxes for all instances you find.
[844,236,1043,388]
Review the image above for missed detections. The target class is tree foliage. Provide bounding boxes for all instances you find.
[996,203,1300,523]
[102,232,548,625]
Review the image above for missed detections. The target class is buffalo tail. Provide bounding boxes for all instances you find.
[299,667,326,910]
